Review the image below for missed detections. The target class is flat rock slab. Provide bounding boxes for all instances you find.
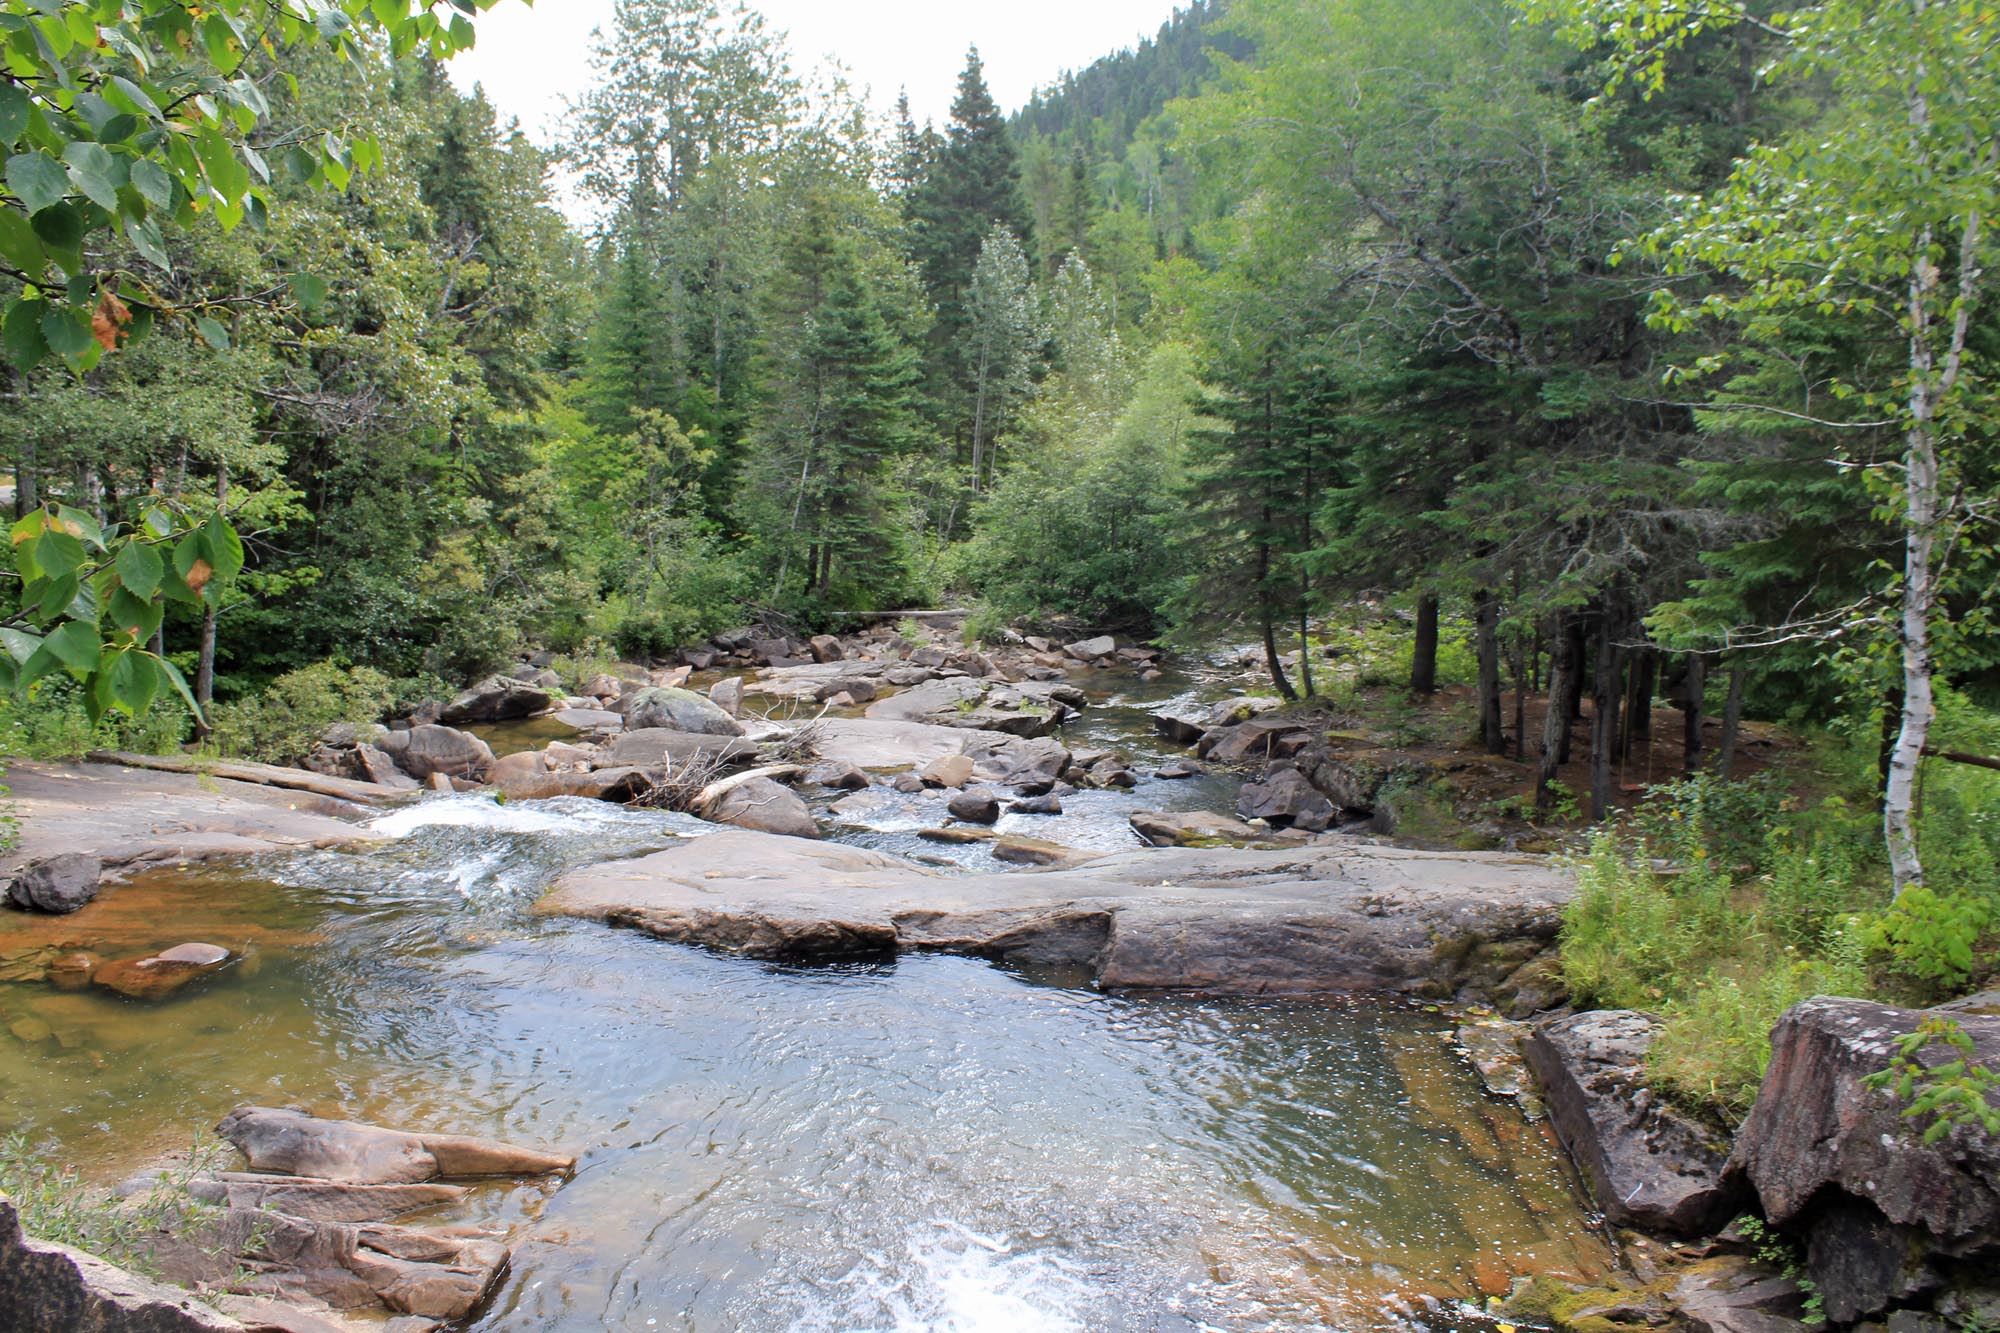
[218,1106,574,1185]
[538,829,1570,997]
[3,761,377,878]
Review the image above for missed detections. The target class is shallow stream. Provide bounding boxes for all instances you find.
[0,669,1613,1331]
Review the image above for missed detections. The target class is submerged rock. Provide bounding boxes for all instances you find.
[5,851,102,914]
[94,943,233,1002]
[1524,1010,1740,1235]
[1129,810,1296,848]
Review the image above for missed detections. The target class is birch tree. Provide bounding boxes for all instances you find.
[1518,0,2000,894]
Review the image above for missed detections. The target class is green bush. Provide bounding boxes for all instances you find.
[0,678,191,759]
[205,661,394,765]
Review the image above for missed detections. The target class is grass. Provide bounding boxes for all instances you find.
[0,1134,233,1277]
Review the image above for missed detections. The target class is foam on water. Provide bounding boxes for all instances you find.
[790,1221,1095,1333]
[368,792,643,838]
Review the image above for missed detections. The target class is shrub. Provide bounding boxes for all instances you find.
[0,678,191,759]
[205,661,394,765]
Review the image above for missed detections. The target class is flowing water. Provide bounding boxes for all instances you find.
[1,669,1614,1331]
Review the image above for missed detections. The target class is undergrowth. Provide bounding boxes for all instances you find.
[0,1134,228,1277]
[1558,715,2000,1121]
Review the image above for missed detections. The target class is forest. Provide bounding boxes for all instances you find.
[2,0,1998,997]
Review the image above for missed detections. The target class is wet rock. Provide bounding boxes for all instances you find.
[921,754,975,788]
[217,1106,572,1185]
[810,762,871,790]
[0,1191,242,1331]
[1456,1018,1544,1117]
[809,634,845,663]
[1524,1010,1740,1235]
[1151,705,1209,745]
[1671,1255,1815,1333]
[1009,794,1062,816]
[549,707,622,735]
[705,777,821,840]
[46,951,99,991]
[919,826,995,845]
[991,837,1093,869]
[891,773,926,794]
[1201,717,1312,765]
[6,851,102,914]
[866,678,1067,738]
[623,687,744,737]
[946,788,1002,824]
[212,1294,355,1332]
[376,725,494,783]
[1236,768,1336,832]
[1730,997,2000,1322]
[194,1174,469,1225]
[438,676,558,725]
[544,829,1570,997]
[1129,810,1286,848]
[94,943,233,1002]
[708,676,744,718]
[814,677,878,705]
[1156,759,1202,779]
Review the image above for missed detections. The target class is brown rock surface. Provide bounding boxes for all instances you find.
[217,1107,573,1185]
[0,1191,244,1331]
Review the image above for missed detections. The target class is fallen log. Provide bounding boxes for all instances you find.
[84,751,399,805]
[694,763,804,815]
[1923,745,2000,774]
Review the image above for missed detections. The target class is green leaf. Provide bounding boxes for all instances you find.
[0,627,43,665]
[129,158,173,210]
[31,202,84,275]
[106,584,164,643]
[194,315,230,350]
[0,207,43,273]
[115,538,163,598]
[31,526,85,579]
[202,513,244,580]
[105,648,159,715]
[156,654,202,722]
[287,272,329,310]
[62,141,124,211]
[40,304,91,358]
[40,618,100,671]
[2,297,47,370]
[6,150,67,214]
[0,82,29,146]
[123,213,169,270]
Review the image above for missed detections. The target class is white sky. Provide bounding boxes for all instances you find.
[447,0,1184,145]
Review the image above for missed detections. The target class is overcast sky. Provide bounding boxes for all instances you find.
[446,1,1185,148]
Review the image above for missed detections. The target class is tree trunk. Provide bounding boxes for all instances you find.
[1473,590,1504,755]
[15,438,36,518]
[1410,592,1440,694]
[1715,661,1747,779]
[1681,652,1706,776]
[1589,608,1625,821]
[1627,649,1657,748]
[1562,617,1589,725]
[1261,604,1296,702]
[1536,615,1577,810]
[1296,606,1314,698]
[193,462,228,738]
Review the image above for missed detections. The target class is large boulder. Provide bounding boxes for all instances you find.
[216,1106,572,1185]
[606,728,757,769]
[437,675,559,725]
[1064,635,1116,662]
[708,676,745,718]
[623,687,744,737]
[1524,1010,1741,1235]
[702,777,820,840]
[6,852,102,914]
[864,677,1071,738]
[1151,705,1209,745]
[1236,768,1335,832]
[1200,717,1313,765]
[1730,997,2000,1323]
[0,1191,242,1332]
[376,725,494,782]
[946,788,1002,824]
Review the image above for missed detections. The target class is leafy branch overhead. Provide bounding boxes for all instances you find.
[0,0,513,374]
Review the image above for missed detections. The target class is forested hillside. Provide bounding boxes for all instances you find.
[2,0,1997,910]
